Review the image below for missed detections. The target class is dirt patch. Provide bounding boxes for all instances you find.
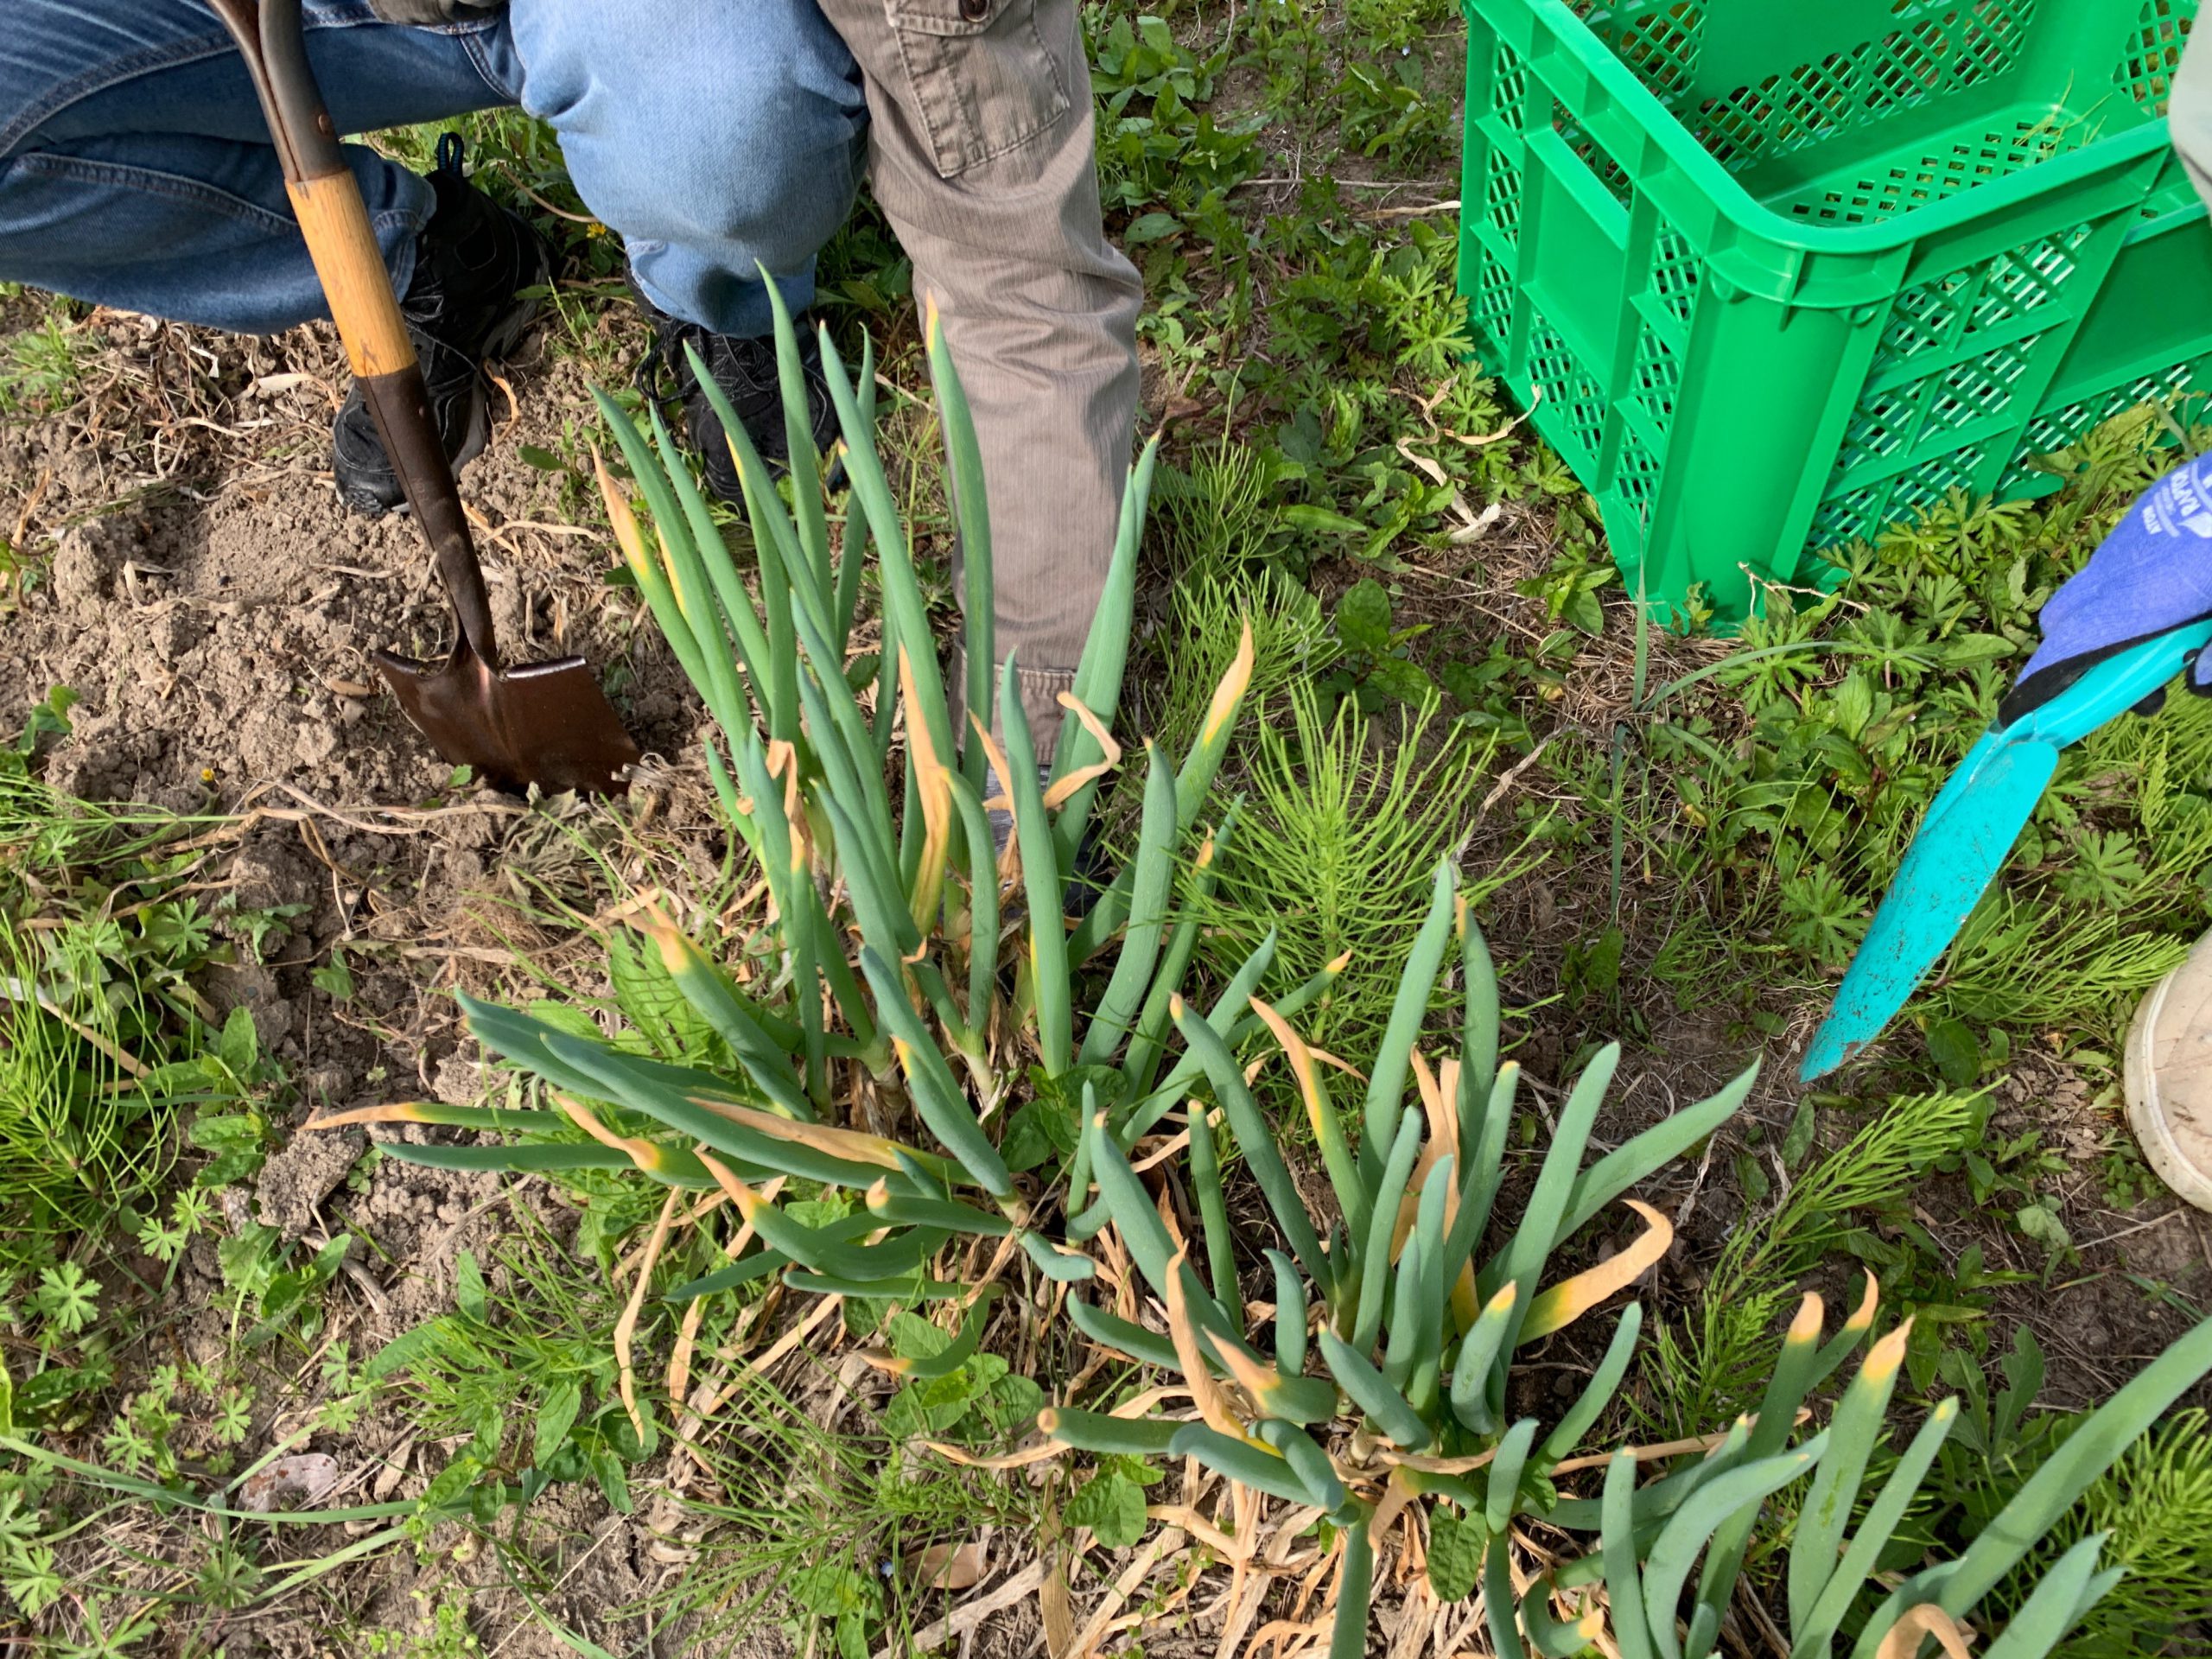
[255,1124,367,1241]
[0,309,703,812]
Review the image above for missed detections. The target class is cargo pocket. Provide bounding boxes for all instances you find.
[887,0,1072,178]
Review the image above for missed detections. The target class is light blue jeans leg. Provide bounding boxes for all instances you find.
[505,0,868,336]
[0,0,868,340]
[0,0,514,330]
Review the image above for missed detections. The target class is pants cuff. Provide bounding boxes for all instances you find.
[946,648,1076,767]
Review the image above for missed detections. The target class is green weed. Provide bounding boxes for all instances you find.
[1152,433,1283,572]
[0,1486,64,1622]
[1319,574,1535,725]
[365,1214,662,1522]
[1146,562,1335,758]
[1902,1327,2212,1658]
[0,309,86,416]
[1644,1090,1997,1434]
[1336,58,1449,167]
[2012,1406,2212,1656]
[643,1371,1033,1656]
[880,1308,1045,1445]
[0,746,290,1291]
[364,1591,485,1657]
[1088,10,1261,235]
[1532,405,2212,1080]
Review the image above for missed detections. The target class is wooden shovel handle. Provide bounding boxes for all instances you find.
[286,176,416,381]
[207,0,500,667]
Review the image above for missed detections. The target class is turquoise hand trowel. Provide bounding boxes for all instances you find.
[1800,619,2212,1083]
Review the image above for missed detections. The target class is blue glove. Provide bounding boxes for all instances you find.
[2002,448,2212,726]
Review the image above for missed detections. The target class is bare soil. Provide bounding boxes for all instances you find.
[0,309,705,814]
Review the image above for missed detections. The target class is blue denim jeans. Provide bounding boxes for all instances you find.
[0,0,869,337]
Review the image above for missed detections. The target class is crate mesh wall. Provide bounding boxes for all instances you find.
[1459,0,2209,595]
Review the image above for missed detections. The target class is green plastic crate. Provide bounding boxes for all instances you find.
[1457,0,2212,620]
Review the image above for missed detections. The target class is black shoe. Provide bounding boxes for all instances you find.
[331,136,552,515]
[631,279,839,505]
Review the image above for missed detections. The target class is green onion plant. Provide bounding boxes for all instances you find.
[1045,854,1752,1654]
[313,296,1313,1309]
[1046,855,2212,1656]
[1569,1300,2212,1659]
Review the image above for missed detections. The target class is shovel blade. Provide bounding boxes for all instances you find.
[375,643,639,798]
[1798,734,2060,1082]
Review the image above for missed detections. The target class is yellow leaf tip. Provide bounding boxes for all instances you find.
[1846,1271,1881,1330]
[1863,1317,1914,1382]
[1788,1294,1826,1344]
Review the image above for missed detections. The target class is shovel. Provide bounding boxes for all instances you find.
[209,0,639,797]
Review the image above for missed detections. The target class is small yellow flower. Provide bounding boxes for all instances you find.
[200,767,216,784]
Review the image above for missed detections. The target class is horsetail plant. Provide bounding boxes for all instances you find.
[1045,855,1758,1655]
[309,299,1307,1313]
